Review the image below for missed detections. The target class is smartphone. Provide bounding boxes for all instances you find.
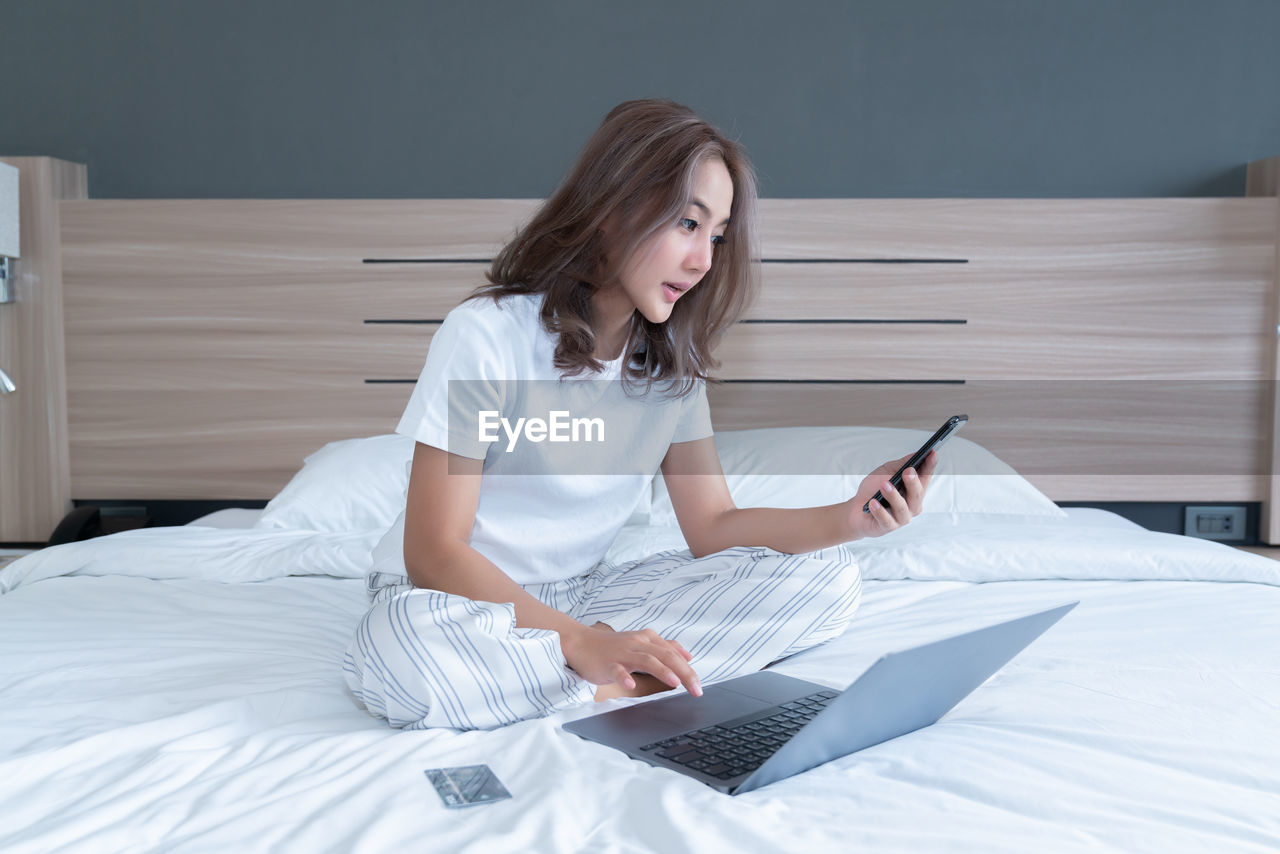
[862,414,968,514]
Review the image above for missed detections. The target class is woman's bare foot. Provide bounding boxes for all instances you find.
[593,673,674,702]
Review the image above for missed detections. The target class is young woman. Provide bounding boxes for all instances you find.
[344,99,936,731]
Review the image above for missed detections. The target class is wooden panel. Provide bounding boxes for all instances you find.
[62,314,1268,391]
[56,196,1280,505]
[757,198,1274,261]
[1247,154,1280,542]
[66,380,1269,504]
[0,157,85,542]
[64,262,1275,388]
[1246,155,1280,198]
[706,381,1267,478]
[68,387,410,499]
[721,321,1262,381]
[1023,475,1264,503]
[752,261,1272,324]
[64,323,972,388]
[65,316,431,391]
[65,257,1273,324]
[61,267,481,328]
[61,197,1276,266]
[58,199,539,267]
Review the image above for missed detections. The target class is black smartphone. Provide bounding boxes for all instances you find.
[862,414,968,514]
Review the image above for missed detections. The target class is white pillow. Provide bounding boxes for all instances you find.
[650,426,1065,527]
[187,508,263,529]
[255,434,417,533]
[256,434,653,533]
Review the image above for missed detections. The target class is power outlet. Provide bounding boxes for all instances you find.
[1183,505,1247,542]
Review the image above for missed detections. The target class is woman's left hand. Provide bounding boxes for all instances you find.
[843,449,938,539]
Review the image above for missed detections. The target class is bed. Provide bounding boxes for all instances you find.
[2,476,1278,852]
[1,154,1280,852]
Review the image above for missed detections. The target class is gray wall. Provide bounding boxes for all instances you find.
[2,0,1278,199]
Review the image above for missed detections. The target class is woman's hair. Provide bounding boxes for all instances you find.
[475,98,759,396]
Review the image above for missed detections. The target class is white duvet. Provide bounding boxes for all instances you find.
[1,514,1278,853]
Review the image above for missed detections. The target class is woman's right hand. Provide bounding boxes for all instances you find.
[561,621,702,697]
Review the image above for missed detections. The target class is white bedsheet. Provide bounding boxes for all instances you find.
[1,517,1278,853]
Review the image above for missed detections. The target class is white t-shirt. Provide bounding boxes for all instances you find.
[368,292,713,588]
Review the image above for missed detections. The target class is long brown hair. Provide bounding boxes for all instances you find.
[475,98,759,396]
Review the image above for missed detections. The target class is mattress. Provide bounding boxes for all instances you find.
[2,510,1278,853]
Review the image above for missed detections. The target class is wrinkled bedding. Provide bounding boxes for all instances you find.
[1,514,1278,853]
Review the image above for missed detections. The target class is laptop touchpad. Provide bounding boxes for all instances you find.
[636,686,774,730]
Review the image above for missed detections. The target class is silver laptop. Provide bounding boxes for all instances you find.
[563,602,1077,795]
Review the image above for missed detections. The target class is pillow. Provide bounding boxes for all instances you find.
[256,434,653,533]
[255,434,417,533]
[187,508,264,529]
[649,426,1066,527]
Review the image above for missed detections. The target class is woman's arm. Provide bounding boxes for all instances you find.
[405,442,701,695]
[659,437,936,557]
[404,442,584,635]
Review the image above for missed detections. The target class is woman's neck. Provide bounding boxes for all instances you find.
[591,288,633,362]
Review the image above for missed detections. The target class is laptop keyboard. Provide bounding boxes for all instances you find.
[637,689,839,781]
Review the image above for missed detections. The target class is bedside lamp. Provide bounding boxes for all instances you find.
[0,160,18,395]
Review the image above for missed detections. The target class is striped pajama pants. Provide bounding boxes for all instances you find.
[342,544,862,731]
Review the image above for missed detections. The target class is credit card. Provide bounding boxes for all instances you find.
[425,764,512,809]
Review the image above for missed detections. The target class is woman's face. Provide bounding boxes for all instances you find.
[617,156,734,325]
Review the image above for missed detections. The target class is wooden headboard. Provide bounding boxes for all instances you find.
[2,155,1279,543]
